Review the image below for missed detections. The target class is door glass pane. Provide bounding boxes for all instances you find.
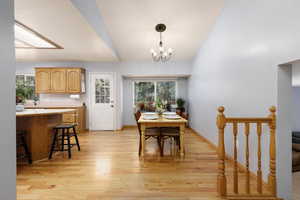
[156,81,176,104]
[95,78,110,104]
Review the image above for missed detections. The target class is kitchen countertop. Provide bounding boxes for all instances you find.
[16,109,75,117]
[25,105,83,108]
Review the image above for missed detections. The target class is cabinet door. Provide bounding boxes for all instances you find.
[35,68,51,93]
[51,68,66,93]
[67,69,81,93]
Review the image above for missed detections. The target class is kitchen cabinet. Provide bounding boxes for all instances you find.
[51,68,66,93]
[35,67,85,94]
[25,105,87,133]
[67,68,85,93]
[35,68,51,93]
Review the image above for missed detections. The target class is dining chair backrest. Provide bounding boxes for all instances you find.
[134,111,142,135]
[181,113,189,120]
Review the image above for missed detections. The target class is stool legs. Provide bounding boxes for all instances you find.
[61,128,65,152]
[67,128,71,159]
[49,129,58,159]
[19,133,32,164]
[73,127,80,151]
[49,126,80,160]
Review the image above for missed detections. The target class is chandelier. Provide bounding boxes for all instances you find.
[150,24,173,62]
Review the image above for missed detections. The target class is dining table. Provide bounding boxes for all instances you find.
[138,113,188,157]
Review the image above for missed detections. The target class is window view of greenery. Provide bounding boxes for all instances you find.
[134,81,176,105]
[16,75,37,102]
[156,81,176,104]
[134,82,155,104]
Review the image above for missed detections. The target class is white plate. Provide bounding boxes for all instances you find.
[164,115,181,119]
[163,112,176,115]
[143,116,159,120]
[143,112,157,115]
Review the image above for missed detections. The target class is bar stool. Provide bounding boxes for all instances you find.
[48,124,80,159]
[16,130,32,164]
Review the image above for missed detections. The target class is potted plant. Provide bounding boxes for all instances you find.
[176,98,185,115]
[155,98,167,114]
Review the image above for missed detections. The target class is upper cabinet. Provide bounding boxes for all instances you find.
[35,67,86,94]
[35,68,52,93]
[67,68,85,93]
[51,68,66,93]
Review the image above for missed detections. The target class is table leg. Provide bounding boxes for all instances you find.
[141,124,146,157]
[180,124,185,157]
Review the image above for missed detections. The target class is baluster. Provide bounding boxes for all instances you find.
[233,122,238,194]
[268,106,277,196]
[217,106,227,197]
[256,122,263,194]
[245,122,250,194]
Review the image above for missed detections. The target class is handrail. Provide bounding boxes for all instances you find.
[216,106,278,199]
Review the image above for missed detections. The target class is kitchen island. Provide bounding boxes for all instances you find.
[16,109,75,162]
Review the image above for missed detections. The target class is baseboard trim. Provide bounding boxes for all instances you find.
[121,125,137,130]
[189,128,268,187]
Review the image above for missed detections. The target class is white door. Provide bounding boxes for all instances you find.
[90,73,115,130]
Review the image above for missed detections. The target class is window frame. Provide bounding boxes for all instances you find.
[132,79,178,106]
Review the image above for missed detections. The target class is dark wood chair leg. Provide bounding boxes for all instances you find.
[21,134,32,164]
[67,128,71,159]
[138,136,141,156]
[72,127,80,151]
[49,129,58,160]
[160,137,165,156]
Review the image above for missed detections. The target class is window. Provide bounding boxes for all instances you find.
[16,74,37,101]
[156,81,176,104]
[95,78,110,104]
[134,82,155,104]
[133,80,177,105]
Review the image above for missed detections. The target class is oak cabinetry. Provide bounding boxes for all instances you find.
[35,68,52,93]
[25,106,86,133]
[62,106,86,133]
[35,67,85,94]
[51,68,66,93]
[67,68,85,93]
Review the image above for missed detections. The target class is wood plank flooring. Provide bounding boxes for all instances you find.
[293,172,300,200]
[17,128,268,200]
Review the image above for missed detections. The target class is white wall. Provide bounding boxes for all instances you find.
[0,0,16,199]
[189,0,300,199]
[16,60,192,129]
[292,61,300,86]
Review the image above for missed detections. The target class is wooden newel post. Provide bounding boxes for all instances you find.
[217,106,227,197]
[268,106,277,196]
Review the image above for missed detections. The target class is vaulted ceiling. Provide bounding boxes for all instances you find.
[15,0,224,62]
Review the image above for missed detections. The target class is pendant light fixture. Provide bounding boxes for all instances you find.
[150,24,173,62]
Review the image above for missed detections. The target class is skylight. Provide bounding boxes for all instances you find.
[14,21,62,49]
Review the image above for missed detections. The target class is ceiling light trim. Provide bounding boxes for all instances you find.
[15,20,63,49]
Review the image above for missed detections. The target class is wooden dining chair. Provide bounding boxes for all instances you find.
[160,112,188,156]
[134,111,161,156]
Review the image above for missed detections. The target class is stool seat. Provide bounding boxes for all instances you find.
[54,124,76,129]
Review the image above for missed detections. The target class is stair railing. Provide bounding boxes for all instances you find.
[216,106,278,199]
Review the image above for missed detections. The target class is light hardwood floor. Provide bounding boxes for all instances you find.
[17,128,268,200]
[293,172,300,200]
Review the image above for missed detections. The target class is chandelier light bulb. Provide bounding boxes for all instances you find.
[150,24,173,62]
[159,46,164,52]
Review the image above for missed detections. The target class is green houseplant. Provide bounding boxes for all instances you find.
[176,98,185,114]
